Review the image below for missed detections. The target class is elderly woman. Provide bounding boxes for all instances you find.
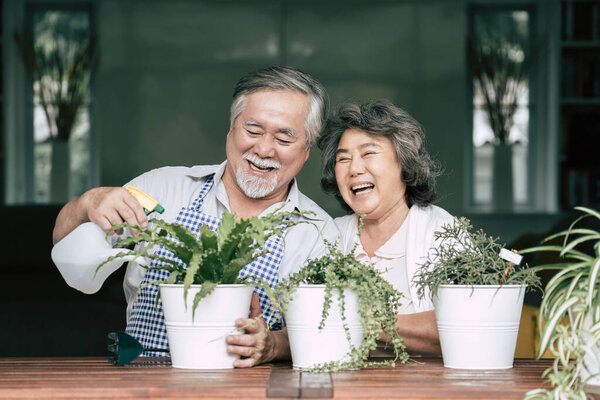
[317,99,454,355]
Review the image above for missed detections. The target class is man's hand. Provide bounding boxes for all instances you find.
[225,292,291,368]
[82,187,148,232]
[226,317,270,368]
[53,186,149,244]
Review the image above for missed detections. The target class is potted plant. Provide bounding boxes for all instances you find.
[272,240,410,372]
[520,207,600,399]
[98,208,306,369]
[468,17,530,212]
[413,217,541,370]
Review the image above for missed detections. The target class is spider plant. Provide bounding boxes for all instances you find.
[521,206,600,399]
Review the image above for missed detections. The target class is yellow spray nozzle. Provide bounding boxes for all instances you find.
[125,186,165,215]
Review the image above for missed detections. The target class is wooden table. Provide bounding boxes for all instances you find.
[0,357,558,399]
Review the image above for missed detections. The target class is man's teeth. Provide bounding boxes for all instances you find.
[249,161,274,171]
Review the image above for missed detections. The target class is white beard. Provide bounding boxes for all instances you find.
[236,154,280,199]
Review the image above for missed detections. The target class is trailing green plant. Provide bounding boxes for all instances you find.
[520,207,600,400]
[272,240,410,372]
[413,217,541,300]
[97,208,311,316]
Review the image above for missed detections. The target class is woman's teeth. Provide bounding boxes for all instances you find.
[351,183,374,194]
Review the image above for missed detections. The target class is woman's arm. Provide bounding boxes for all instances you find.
[382,310,441,355]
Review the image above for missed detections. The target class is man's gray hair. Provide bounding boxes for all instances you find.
[230,66,328,149]
[318,99,442,210]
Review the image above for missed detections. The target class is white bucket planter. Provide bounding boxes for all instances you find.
[284,284,363,369]
[433,284,526,370]
[160,284,253,369]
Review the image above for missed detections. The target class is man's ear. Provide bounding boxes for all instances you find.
[303,145,311,163]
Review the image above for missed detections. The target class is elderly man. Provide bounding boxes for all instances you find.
[52,66,339,367]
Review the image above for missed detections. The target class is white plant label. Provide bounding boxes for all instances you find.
[499,248,523,265]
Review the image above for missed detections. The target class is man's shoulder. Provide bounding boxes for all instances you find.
[296,192,334,223]
[137,164,220,181]
[126,164,221,203]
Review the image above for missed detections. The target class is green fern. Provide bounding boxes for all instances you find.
[96,207,313,316]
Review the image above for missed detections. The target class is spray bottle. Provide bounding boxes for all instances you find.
[51,187,164,294]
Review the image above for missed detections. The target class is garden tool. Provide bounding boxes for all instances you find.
[107,331,169,366]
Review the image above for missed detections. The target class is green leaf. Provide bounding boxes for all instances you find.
[537,296,578,358]
[217,212,235,250]
[192,281,218,320]
[587,257,600,306]
[224,250,267,284]
[183,253,203,308]
[199,224,218,253]
[575,206,600,222]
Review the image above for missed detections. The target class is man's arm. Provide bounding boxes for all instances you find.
[382,310,441,355]
[53,186,148,244]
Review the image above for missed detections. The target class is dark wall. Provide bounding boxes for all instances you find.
[0,206,126,357]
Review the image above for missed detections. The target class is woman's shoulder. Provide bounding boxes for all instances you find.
[333,214,358,252]
[333,213,357,230]
[410,204,455,228]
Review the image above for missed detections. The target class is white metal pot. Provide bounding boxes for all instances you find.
[160,284,253,369]
[284,284,363,370]
[433,284,526,370]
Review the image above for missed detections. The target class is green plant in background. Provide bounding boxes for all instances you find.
[15,11,96,202]
[468,10,530,146]
[98,208,310,316]
[520,207,600,399]
[413,217,541,299]
[273,240,410,372]
[16,11,95,143]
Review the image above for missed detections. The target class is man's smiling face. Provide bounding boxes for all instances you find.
[225,89,311,201]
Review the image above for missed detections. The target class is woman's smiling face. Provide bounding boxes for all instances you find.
[334,128,407,219]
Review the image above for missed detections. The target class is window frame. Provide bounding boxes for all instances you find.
[465,3,545,213]
[3,0,97,205]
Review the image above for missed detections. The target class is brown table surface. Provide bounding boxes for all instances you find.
[0,357,559,399]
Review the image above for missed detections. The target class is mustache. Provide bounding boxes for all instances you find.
[242,153,281,169]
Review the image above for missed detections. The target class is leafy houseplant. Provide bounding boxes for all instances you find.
[98,208,307,369]
[99,208,306,316]
[273,240,410,372]
[414,217,541,293]
[520,207,600,399]
[413,217,541,369]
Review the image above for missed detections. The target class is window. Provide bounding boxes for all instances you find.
[29,5,94,203]
[4,2,95,205]
[0,0,4,203]
[468,6,535,212]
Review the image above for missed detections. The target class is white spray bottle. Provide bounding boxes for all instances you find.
[51,187,164,294]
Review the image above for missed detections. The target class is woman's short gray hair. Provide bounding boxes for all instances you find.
[230,66,328,150]
[318,99,441,210]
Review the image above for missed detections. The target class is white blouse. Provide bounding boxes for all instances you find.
[352,218,415,314]
[334,204,455,313]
